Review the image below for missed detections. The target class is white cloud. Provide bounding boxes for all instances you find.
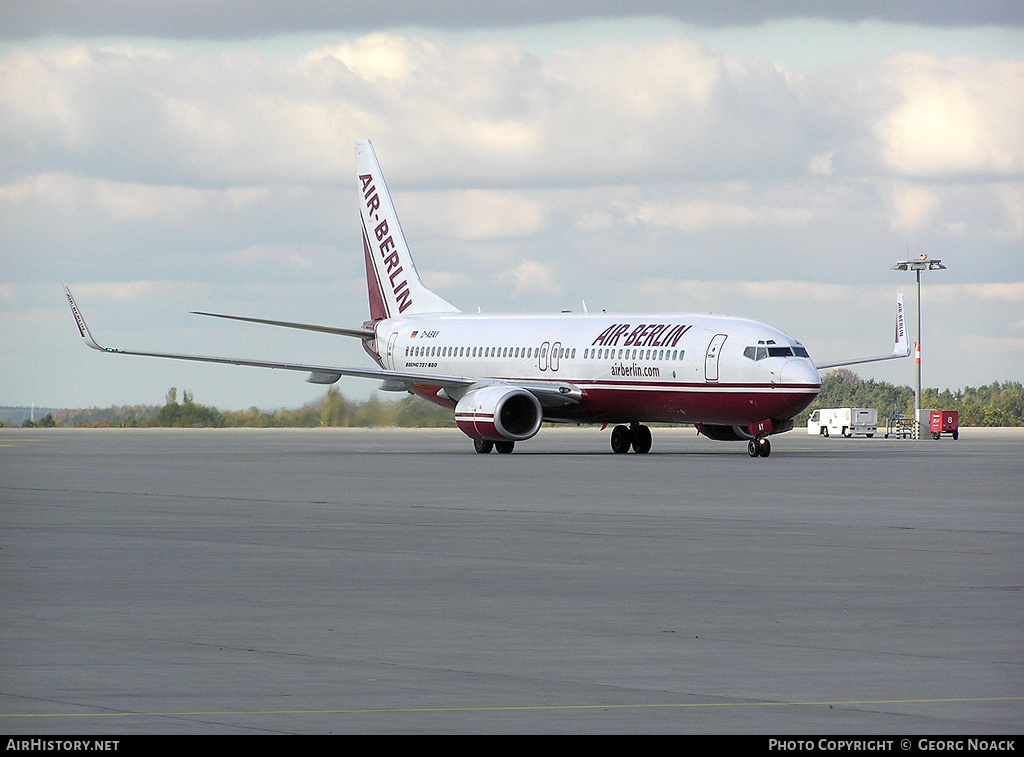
[888,185,941,233]
[808,152,834,176]
[4,35,1023,190]
[307,34,438,85]
[634,278,901,311]
[993,184,1024,240]
[408,189,549,241]
[218,245,322,273]
[71,279,213,303]
[499,259,560,296]
[420,269,475,294]
[871,53,1024,178]
[626,199,815,231]
[3,27,1023,409]
[929,282,1024,303]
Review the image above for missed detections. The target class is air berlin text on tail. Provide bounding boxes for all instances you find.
[361,173,411,313]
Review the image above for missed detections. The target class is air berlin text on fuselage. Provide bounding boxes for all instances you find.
[592,323,691,348]
[360,173,412,313]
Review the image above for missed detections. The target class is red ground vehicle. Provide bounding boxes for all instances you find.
[930,410,959,440]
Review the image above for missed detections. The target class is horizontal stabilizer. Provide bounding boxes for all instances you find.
[192,311,374,340]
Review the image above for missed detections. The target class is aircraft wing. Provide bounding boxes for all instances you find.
[65,287,580,406]
[65,286,476,391]
[815,293,910,370]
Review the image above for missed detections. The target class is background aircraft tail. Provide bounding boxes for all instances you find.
[356,139,459,321]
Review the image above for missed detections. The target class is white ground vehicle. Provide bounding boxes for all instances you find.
[807,408,878,438]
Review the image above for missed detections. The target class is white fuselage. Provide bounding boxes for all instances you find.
[368,311,822,426]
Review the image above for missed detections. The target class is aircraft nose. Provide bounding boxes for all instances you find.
[781,358,821,387]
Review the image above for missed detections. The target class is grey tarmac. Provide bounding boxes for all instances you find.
[1,427,1021,734]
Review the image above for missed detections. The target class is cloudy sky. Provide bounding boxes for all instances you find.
[2,2,1022,411]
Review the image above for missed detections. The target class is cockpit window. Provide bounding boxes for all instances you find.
[746,343,809,360]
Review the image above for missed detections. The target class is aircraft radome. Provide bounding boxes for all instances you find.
[65,140,909,458]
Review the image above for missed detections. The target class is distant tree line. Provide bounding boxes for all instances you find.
[799,369,1024,427]
[10,374,1023,428]
[25,386,454,429]
[18,413,58,428]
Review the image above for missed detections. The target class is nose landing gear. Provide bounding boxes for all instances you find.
[748,437,772,458]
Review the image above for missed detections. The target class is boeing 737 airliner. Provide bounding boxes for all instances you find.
[66,140,909,457]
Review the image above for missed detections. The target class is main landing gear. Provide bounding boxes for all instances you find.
[474,439,515,454]
[610,423,652,454]
[747,437,771,458]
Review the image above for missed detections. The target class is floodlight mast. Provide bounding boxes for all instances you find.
[891,255,947,437]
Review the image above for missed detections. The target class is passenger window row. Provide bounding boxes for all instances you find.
[405,345,684,361]
[406,345,539,358]
[583,348,683,361]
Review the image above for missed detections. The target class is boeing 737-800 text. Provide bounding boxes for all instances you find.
[66,140,909,457]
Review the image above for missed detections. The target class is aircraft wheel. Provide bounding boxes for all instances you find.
[611,425,631,453]
[631,424,652,454]
[495,440,515,454]
[474,438,493,454]
[758,437,771,457]
[748,440,759,457]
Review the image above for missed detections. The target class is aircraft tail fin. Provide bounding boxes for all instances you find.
[355,139,459,321]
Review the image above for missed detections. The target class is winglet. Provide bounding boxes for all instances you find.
[892,293,909,358]
[814,292,912,370]
[63,285,105,352]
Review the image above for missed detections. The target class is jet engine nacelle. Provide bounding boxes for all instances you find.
[454,385,543,442]
[699,419,796,441]
[698,423,754,442]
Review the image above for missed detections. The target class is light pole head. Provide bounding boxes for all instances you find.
[892,254,946,272]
